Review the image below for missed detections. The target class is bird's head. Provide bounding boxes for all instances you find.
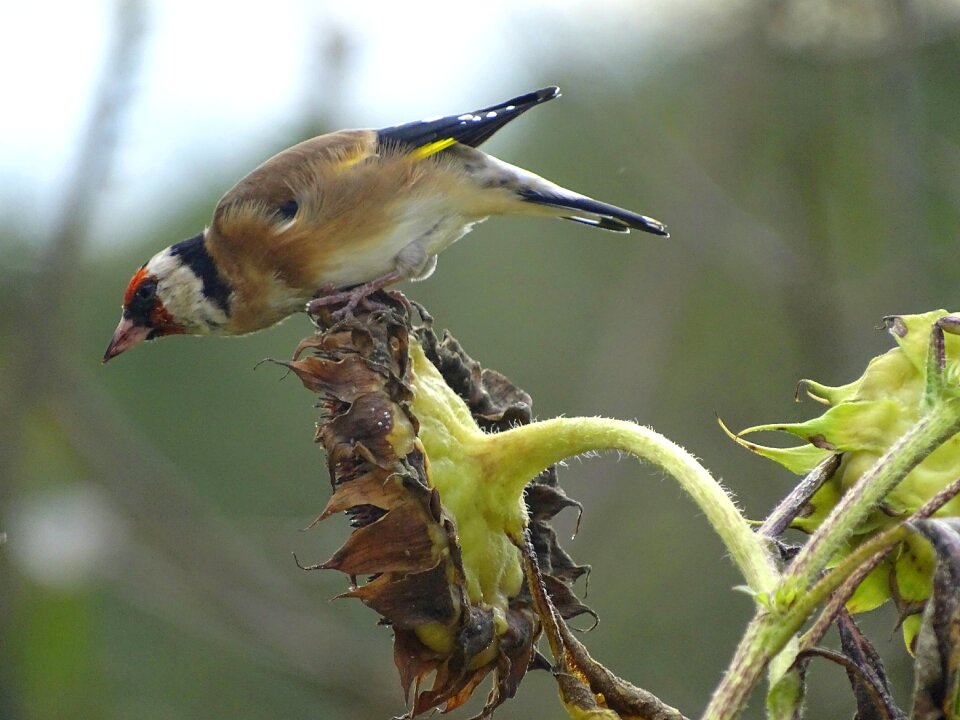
[103,235,232,362]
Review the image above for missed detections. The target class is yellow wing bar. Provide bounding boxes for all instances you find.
[410,138,457,160]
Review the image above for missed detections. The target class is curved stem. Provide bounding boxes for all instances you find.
[482,417,778,594]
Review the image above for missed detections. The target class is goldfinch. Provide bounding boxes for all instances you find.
[104,86,667,362]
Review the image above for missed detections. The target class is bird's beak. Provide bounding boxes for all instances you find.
[103,317,150,363]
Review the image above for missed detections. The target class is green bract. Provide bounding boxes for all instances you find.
[734,310,960,648]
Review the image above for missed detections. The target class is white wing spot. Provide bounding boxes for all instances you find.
[485,111,497,118]
[505,105,516,111]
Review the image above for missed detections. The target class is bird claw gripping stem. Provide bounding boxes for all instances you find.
[305,273,409,321]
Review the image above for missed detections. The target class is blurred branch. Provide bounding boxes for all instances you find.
[4,0,146,403]
[42,0,146,329]
[0,4,148,716]
[0,1,393,712]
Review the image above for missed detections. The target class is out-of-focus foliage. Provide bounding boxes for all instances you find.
[3,1,960,718]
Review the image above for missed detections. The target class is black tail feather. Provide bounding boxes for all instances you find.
[519,188,669,237]
[562,215,631,233]
[378,87,560,152]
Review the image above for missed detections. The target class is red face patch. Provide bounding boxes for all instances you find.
[150,304,184,335]
[123,267,150,307]
[121,267,185,337]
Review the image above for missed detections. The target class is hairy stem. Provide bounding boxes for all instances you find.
[782,399,960,602]
[704,405,960,720]
[483,417,778,594]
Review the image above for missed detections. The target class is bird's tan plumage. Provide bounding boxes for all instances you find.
[104,87,668,361]
[208,133,544,333]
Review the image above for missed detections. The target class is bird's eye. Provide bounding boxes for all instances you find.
[136,280,157,301]
[274,199,299,220]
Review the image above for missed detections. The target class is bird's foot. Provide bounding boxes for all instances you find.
[306,287,366,322]
[306,272,407,323]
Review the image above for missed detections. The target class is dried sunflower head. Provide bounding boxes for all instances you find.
[284,294,592,717]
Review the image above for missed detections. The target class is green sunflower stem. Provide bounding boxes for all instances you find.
[481,417,778,594]
[702,529,907,720]
[702,612,798,720]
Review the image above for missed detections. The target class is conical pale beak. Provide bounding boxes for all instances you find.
[103,317,150,363]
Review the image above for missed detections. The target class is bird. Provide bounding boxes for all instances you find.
[104,86,668,362]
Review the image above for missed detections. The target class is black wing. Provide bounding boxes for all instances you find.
[377,86,560,152]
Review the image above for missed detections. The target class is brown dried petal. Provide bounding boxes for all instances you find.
[415,664,490,716]
[320,501,442,575]
[324,394,416,467]
[344,559,459,628]
[394,627,442,701]
[283,354,388,399]
[318,469,409,520]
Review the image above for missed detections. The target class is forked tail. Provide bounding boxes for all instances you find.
[518,188,669,236]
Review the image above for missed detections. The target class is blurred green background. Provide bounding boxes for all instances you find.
[3,1,960,718]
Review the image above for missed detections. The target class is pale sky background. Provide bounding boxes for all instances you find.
[0,0,738,249]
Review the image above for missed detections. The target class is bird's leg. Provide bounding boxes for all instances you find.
[306,269,407,319]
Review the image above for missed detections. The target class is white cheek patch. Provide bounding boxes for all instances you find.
[146,250,230,332]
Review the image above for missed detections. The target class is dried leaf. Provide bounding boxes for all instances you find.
[518,534,688,720]
[525,482,583,523]
[836,611,906,720]
[909,519,960,720]
[321,501,442,575]
[541,574,598,625]
[344,562,459,627]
